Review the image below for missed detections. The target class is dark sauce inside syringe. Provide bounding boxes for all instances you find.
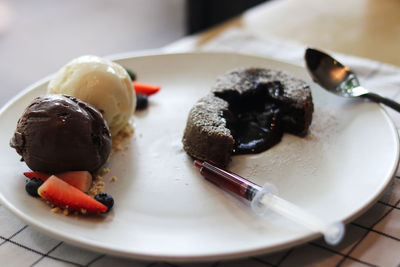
[194,160,262,201]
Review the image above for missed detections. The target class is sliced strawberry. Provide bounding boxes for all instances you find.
[24,171,92,192]
[56,171,92,192]
[24,171,50,180]
[38,175,107,214]
[133,82,161,96]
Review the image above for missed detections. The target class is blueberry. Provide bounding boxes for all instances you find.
[25,178,43,197]
[125,68,136,81]
[94,193,114,211]
[136,94,148,110]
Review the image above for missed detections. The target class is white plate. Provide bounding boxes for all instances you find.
[0,52,398,261]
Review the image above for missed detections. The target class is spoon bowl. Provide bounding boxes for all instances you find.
[305,48,400,112]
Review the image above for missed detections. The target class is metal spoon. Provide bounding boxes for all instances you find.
[304,48,400,112]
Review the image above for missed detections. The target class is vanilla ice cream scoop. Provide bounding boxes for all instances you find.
[47,55,136,136]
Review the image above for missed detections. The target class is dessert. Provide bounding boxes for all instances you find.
[25,178,43,197]
[47,55,136,136]
[94,193,114,211]
[183,94,234,166]
[182,67,314,166]
[126,68,160,111]
[24,171,93,192]
[10,94,112,173]
[132,82,161,96]
[38,175,108,214]
[9,57,160,215]
[136,94,149,110]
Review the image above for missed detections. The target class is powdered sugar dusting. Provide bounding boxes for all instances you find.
[307,107,340,142]
[231,107,339,186]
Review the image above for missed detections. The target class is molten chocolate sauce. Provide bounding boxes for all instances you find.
[216,82,287,155]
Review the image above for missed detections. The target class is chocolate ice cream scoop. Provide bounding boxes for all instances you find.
[10,94,112,173]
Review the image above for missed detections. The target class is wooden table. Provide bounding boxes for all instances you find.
[177,0,400,67]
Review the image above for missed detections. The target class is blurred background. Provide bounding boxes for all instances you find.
[3,0,398,108]
[0,0,266,107]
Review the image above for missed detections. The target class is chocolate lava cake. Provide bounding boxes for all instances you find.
[182,67,313,166]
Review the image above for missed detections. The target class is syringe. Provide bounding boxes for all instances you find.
[194,160,344,245]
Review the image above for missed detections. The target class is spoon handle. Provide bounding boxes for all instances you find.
[362,92,400,113]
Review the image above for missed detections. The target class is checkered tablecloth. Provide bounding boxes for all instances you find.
[1,28,400,266]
